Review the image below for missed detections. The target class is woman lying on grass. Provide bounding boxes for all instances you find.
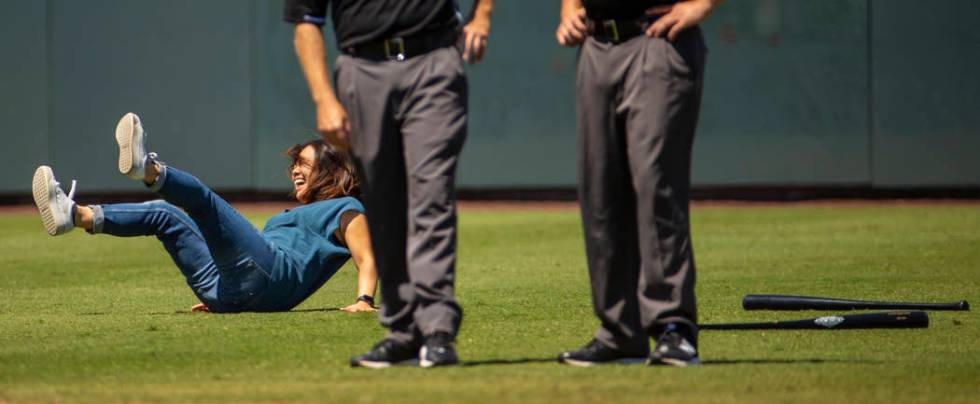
[32,113,377,313]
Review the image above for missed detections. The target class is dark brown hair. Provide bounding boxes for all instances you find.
[285,139,360,203]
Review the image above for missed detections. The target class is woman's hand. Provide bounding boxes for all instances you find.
[341,213,380,314]
[190,303,210,313]
[340,300,377,313]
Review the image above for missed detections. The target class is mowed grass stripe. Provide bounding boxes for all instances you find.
[0,204,977,403]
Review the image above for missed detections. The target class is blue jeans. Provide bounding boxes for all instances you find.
[90,166,275,312]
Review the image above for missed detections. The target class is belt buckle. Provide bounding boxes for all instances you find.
[384,37,406,61]
[601,19,620,42]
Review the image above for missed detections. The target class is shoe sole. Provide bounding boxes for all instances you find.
[559,357,646,367]
[419,358,459,368]
[115,112,143,179]
[646,357,701,367]
[32,166,60,236]
[351,358,419,369]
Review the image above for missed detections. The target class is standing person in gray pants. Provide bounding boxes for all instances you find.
[555,0,722,367]
[285,0,494,368]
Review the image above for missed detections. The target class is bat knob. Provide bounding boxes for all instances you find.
[960,301,970,311]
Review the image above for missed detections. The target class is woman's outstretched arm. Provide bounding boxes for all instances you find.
[340,213,378,313]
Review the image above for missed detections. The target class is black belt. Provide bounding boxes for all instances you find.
[590,18,650,44]
[344,28,457,61]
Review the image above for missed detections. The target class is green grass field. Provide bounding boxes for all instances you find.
[1,203,978,403]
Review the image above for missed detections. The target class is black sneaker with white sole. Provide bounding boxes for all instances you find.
[558,339,647,367]
[647,331,700,367]
[419,332,459,368]
[350,339,419,369]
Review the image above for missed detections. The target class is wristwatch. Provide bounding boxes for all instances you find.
[356,295,375,306]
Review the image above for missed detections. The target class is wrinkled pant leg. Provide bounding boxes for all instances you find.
[337,55,419,345]
[576,38,648,354]
[621,29,706,344]
[93,201,232,311]
[401,47,467,338]
[148,166,275,308]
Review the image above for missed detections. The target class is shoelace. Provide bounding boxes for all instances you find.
[147,152,164,166]
[143,128,163,166]
[56,179,78,200]
[585,339,606,353]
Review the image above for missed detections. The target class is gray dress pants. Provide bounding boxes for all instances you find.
[576,28,706,354]
[335,46,467,345]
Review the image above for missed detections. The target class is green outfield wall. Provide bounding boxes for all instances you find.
[1,0,978,194]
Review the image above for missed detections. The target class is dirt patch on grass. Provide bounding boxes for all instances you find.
[0,205,38,215]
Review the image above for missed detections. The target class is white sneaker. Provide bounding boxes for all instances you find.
[32,165,77,236]
[115,112,149,180]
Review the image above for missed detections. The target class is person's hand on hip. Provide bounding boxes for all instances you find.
[645,0,720,41]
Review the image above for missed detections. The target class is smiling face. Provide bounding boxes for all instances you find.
[290,145,316,202]
[285,139,359,204]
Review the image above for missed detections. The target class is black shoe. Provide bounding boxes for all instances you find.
[419,332,459,368]
[350,339,419,369]
[647,330,700,367]
[558,339,647,367]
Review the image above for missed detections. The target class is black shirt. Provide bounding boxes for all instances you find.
[283,0,460,49]
[582,0,676,20]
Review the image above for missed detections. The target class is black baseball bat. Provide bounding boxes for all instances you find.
[701,311,928,330]
[742,294,970,311]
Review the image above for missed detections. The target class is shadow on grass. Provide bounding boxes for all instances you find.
[290,307,341,313]
[457,357,880,367]
[462,358,885,367]
[134,307,344,315]
[703,358,883,365]
[461,357,556,367]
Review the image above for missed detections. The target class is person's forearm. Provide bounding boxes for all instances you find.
[470,0,494,21]
[343,215,377,300]
[293,23,338,106]
[561,0,583,18]
[353,256,378,299]
[702,0,724,10]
